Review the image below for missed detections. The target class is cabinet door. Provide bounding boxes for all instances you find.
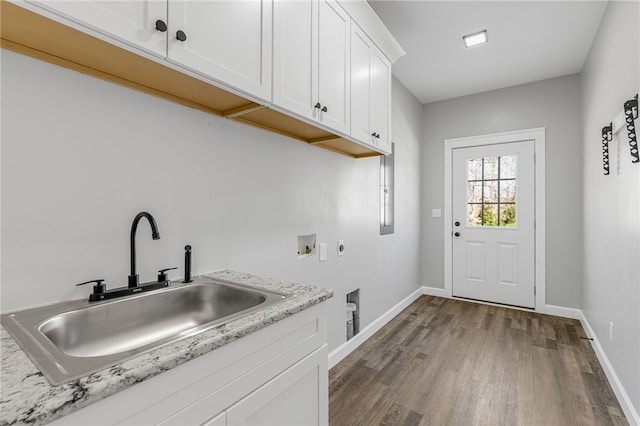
[317,0,350,134]
[225,346,328,426]
[370,49,392,154]
[350,23,372,145]
[27,0,167,58]
[272,0,318,121]
[167,0,272,102]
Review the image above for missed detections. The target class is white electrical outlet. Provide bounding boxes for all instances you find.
[337,240,345,257]
[432,208,441,218]
[319,243,327,262]
[609,322,614,342]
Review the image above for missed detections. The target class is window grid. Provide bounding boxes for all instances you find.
[467,156,516,227]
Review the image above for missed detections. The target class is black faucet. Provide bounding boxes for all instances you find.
[77,211,174,302]
[128,211,160,288]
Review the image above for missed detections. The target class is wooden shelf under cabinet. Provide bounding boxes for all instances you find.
[0,1,382,159]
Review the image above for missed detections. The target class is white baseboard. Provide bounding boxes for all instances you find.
[579,312,639,426]
[421,285,448,297]
[544,304,582,319]
[328,286,423,369]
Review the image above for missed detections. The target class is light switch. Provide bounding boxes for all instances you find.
[319,243,327,262]
[432,209,442,218]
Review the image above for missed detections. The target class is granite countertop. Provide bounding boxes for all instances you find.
[0,270,333,426]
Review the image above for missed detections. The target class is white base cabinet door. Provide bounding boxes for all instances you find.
[167,0,272,101]
[226,346,328,426]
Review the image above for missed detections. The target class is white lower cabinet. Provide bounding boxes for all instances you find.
[225,347,328,426]
[49,303,328,426]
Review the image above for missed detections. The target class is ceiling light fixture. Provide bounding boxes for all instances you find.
[463,30,488,48]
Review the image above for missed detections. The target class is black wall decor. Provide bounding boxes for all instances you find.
[624,93,638,163]
[602,123,612,175]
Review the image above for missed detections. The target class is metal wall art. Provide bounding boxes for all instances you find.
[601,123,612,175]
[601,93,639,175]
[623,94,638,163]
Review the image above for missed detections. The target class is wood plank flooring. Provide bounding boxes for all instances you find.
[329,296,628,426]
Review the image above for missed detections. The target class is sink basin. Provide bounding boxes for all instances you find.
[1,277,290,385]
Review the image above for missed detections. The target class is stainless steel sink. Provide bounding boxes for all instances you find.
[1,277,290,385]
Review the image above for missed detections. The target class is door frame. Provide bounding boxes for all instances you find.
[443,128,546,312]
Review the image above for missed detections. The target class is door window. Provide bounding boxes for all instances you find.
[466,155,517,227]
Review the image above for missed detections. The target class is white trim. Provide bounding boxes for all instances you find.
[545,304,582,320]
[328,286,423,369]
[421,285,448,297]
[579,312,640,425]
[443,128,547,313]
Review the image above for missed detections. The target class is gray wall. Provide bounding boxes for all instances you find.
[581,0,639,415]
[0,50,423,353]
[421,74,583,308]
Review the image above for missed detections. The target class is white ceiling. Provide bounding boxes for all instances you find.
[368,0,608,104]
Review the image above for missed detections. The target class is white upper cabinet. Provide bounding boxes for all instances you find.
[350,22,391,154]
[350,24,373,144]
[21,0,398,157]
[317,0,350,134]
[272,0,317,119]
[273,0,350,135]
[370,49,391,153]
[27,0,168,58]
[167,0,273,102]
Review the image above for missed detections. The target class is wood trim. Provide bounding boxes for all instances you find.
[223,103,266,119]
[0,39,226,118]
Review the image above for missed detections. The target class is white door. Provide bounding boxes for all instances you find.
[452,140,535,308]
[167,0,272,101]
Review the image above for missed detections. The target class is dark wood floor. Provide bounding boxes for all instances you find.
[329,295,627,426]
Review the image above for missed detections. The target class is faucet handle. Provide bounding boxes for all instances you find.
[158,267,177,282]
[76,279,106,295]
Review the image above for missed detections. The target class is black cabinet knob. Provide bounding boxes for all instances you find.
[155,20,167,32]
[314,102,321,109]
[454,232,461,237]
[176,30,187,42]
[455,221,460,226]
[321,106,328,112]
